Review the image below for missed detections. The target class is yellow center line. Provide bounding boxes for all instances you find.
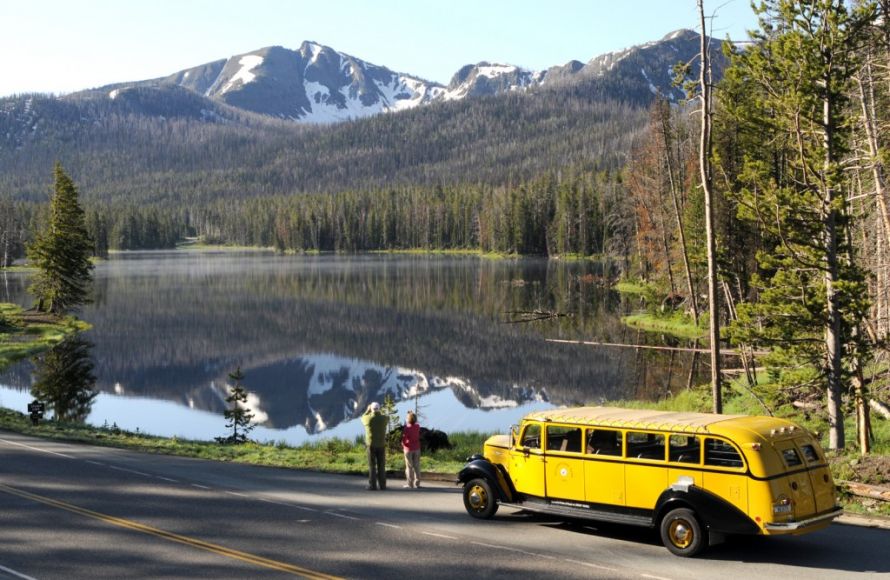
[0,483,341,580]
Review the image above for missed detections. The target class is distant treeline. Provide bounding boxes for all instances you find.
[1,169,626,260]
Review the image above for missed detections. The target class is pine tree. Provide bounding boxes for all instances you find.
[27,163,94,314]
[723,0,876,449]
[216,367,255,444]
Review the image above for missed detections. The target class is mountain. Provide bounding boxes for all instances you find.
[120,42,447,123]
[0,29,724,203]
[76,29,714,125]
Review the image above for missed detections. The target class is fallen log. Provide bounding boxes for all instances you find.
[838,480,890,502]
[870,399,890,420]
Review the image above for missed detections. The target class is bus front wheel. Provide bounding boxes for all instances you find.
[660,507,707,557]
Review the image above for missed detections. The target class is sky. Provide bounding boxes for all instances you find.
[0,0,760,98]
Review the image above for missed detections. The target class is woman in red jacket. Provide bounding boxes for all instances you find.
[401,411,421,488]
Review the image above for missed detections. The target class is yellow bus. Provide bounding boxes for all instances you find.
[458,407,842,557]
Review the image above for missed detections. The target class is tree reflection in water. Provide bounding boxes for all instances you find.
[31,334,97,422]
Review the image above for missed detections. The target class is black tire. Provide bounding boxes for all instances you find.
[463,478,498,519]
[659,507,707,557]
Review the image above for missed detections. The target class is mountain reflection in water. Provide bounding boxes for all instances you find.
[0,252,706,443]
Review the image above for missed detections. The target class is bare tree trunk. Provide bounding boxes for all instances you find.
[698,0,722,413]
[658,211,677,295]
[659,104,699,324]
[879,217,889,339]
[855,56,890,247]
[823,74,845,450]
[853,361,871,455]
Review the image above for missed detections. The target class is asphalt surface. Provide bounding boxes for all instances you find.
[1,431,888,579]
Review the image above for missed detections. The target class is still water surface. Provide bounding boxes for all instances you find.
[0,252,703,443]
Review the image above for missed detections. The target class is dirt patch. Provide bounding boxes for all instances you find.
[833,454,890,486]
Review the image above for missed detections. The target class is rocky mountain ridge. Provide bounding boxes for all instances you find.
[83,29,709,123]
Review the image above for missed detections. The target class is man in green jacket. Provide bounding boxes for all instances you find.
[361,402,388,490]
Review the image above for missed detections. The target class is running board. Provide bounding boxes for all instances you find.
[498,500,652,528]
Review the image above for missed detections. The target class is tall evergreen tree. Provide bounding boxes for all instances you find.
[27,163,94,313]
[724,0,875,449]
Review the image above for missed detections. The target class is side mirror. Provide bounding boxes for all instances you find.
[510,424,519,447]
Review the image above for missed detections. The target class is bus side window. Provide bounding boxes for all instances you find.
[704,438,744,468]
[586,429,622,456]
[546,426,582,453]
[669,434,701,464]
[627,431,665,460]
[521,424,541,449]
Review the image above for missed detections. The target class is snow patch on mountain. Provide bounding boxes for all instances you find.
[221,55,264,94]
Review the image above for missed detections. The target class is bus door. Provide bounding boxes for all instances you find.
[773,440,815,518]
[510,422,546,497]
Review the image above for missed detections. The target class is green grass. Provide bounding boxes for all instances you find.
[622,312,706,340]
[613,280,657,296]
[0,304,91,372]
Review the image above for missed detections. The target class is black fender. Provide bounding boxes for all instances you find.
[458,458,514,502]
[654,482,759,535]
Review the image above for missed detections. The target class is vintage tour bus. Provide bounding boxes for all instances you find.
[458,407,842,556]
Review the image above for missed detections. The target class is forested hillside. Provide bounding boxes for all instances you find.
[0,84,646,204]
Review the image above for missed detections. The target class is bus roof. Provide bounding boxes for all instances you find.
[522,406,804,440]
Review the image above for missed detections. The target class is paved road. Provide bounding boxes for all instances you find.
[1,431,888,579]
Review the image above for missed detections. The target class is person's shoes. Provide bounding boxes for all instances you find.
[402,484,413,488]
[415,483,421,488]
[366,485,377,491]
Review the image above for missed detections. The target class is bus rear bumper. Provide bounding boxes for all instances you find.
[764,508,843,533]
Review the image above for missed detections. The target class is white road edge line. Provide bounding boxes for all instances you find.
[257,498,318,512]
[191,484,210,489]
[327,511,361,521]
[107,465,152,477]
[469,541,554,560]
[376,522,402,529]
[0,437,74,459]
[640,575,673,580]
[225,491,248,498]
[156,476,178,483]
[86,460,104,466]
[0,563,38,580]
[564,558,619,572]
[420,531,458,540]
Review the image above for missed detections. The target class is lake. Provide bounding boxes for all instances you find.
[0,251,704,444]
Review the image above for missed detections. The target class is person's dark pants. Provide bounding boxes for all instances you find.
[367,446,386,489]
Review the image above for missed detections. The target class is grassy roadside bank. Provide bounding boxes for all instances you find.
[0,407,486,478]
[0,304,91,372]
